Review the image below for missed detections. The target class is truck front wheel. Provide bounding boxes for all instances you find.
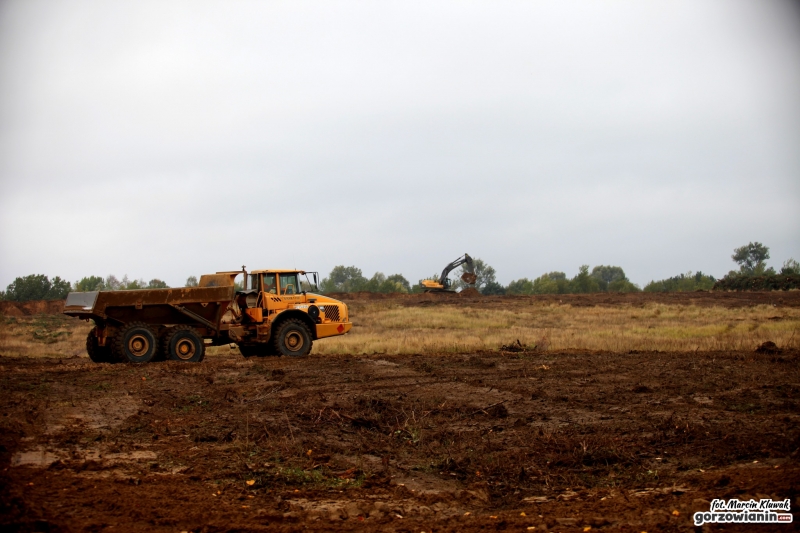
[115,323,158,363]
[165,326,205,363]
[272,319,313,357]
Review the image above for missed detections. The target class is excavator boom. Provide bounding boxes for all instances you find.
[420,254,476,292]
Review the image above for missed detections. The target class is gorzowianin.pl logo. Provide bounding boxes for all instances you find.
[694,498,793,526]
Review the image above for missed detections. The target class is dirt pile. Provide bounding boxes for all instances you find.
[0,299,64,316]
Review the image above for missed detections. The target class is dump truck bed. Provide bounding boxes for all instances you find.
[63,286,235,330]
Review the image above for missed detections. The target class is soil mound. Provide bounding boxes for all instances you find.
[755,340,781,354]
[0,300,64,316]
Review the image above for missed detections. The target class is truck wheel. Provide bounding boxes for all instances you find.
[239,343,278,358]
[116,323,158,363]
[272,319,312,357]
[86,328,113,363]
[165,326,205,363]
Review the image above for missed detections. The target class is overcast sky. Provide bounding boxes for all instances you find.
[1,0,798,289]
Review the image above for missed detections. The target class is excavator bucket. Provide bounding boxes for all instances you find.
[461,272,477,284]
[460,254,477,285]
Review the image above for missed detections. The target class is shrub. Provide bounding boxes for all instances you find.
[644,271,715,292]
[713,274,800,291]
[506,278,534,295]
[4,274,72,301]
[568,265,601,294]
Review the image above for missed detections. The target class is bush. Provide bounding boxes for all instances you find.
[532,272,569,294]
[4,274,72,301]
[482,280,506,295]
[321,267,410,293]
[75,276,105,292]
[781,259,800,275]
[364,272,410,293]
[644,271,715,292]
[320,266,368,293]
[506,278,534,295]
[713,273,800,291]
[607,279,641,293]
[568,265,601,293]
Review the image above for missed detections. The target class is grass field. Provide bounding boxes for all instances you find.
[2,299,798,358]
[312,300,800,354]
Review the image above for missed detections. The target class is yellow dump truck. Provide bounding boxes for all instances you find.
[63,268,351,364]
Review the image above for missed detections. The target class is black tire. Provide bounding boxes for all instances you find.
[164,326,205,363]
[272,318,313,357]
[115,322,158,363]
[86,328,113,363]
[239,343,278,358]
[153,329,172,362]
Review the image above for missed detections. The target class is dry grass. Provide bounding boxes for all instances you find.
[0,315,92,358]
[2,301,798,359]
[313,301,800,354]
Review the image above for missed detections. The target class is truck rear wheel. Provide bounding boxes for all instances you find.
[165,326,205,363]
[86,328,113,363]
[115,323,158,363]
[272,318,312,357]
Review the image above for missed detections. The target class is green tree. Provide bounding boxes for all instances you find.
[482,280,506,295]
[568,265,601,293]
[321,266,368,293]
[357,272,411,293]
[590,265,627,291]
[386,274,411,293]
[506,278,534,295]
[75,275,105,292]
[364,272,387,292]
[780,258,800,275]
[147,279,169,289]
[732,242,772,275]
[532,272,568,294]
[185,276,198,287]
[4,274,72,301]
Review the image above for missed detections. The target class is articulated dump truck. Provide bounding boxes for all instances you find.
[63,268,352,364]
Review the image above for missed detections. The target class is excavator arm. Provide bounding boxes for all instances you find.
[439,253,476,287]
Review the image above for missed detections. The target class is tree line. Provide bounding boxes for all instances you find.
[1,274,171,302]
[2,242,796,301]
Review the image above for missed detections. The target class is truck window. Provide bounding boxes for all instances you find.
[263,274,277,294]
[279,273,299,295]
[248,274,261,291]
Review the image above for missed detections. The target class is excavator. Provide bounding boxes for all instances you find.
[420,253,477,293]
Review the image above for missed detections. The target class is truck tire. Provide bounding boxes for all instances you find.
[86,328,113,363]
[164,326,205,363]
[239,343,278,358]
[272,318,312,357]
[115,323,158,363]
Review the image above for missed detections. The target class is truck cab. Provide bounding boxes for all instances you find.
[222,269,351,357]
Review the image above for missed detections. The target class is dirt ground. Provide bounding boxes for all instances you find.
[1,292,799,532]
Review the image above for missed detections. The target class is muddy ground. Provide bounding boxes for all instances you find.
[1,293,799,532]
